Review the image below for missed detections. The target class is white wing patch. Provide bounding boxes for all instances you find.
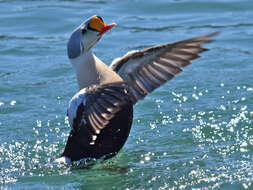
[110,50,139,70]
[67,88,87,129]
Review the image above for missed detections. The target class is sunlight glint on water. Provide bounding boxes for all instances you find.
[0,0,253,189]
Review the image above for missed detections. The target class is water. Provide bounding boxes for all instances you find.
[0,0,253,189]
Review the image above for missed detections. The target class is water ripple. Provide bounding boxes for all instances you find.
[1,0,253,189]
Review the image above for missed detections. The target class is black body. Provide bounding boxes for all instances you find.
[62,103,133,161]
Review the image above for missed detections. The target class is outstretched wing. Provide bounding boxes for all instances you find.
[110,32,218,104]
[67,82,133,145]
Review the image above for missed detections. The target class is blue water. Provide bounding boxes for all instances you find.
[1,0,253,189]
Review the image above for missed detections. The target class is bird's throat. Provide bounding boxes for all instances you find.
[70,50,123,90]
[70,50,100,89]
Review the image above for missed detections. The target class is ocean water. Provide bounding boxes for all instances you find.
[0,0,253,189]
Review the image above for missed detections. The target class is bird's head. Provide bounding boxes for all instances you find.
[67,15,116,59]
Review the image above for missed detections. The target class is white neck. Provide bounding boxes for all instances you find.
[69,50,123,90]
[70,50,100,89]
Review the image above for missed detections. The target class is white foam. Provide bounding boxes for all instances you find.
[54,156,71,164]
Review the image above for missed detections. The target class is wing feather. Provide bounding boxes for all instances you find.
[110,32,218,103]
[68,82,133,145]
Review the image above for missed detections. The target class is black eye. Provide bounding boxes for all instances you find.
[81,28,87,35]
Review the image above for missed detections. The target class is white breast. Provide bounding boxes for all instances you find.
[67,88,87,129]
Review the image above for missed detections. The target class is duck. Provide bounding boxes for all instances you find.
[56,15,217,164]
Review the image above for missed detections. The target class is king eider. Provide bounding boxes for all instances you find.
[55,15,217,164]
